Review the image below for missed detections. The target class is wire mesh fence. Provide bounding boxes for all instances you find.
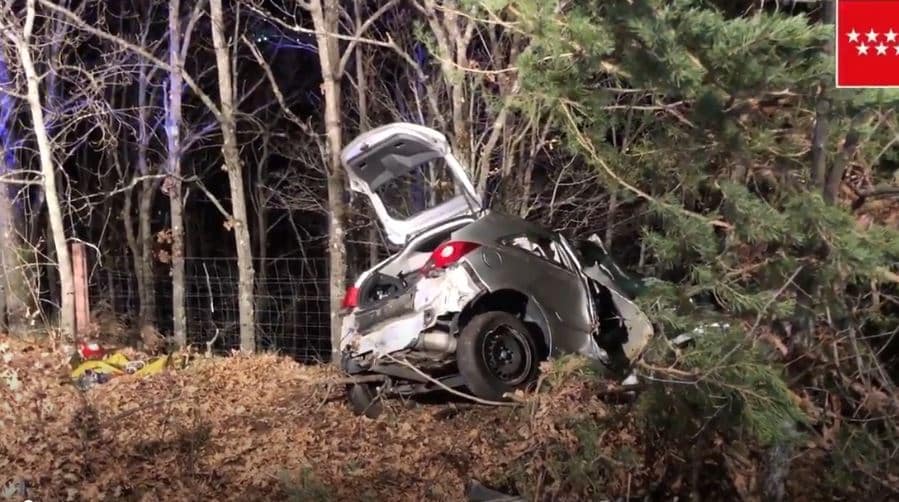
[90,256,332,362]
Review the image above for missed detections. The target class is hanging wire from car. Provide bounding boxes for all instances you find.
[383,353,519,408]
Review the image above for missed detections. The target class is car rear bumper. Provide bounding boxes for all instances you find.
[338,265,484,366]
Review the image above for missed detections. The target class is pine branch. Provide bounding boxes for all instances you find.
[560,104,732,230]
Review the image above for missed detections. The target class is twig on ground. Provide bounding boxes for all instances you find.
[103,395,182,427]
[305,374,388,386]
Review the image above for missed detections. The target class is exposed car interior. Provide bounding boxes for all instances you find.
[357,218,474,309]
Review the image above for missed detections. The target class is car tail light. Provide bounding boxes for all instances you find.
[429,241,481,269]
[342,285,359,309]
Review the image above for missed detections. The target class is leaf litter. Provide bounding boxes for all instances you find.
[1,333,838,501]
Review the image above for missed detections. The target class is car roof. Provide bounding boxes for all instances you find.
[462,211,558,242]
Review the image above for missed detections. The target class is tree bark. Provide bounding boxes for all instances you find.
[422,0,474,166]
[167,0,187,348]
[121,184,144,314]
[605,190,618,247]
[0,45,10,331]
[252,136,270,273]
[8,1,75,338]
[309,0,348,361]
[793,0,837,357]
[0,48,31,329]
[251,138,269,326]
[43,212,59,322]
[824,128,861,205]
[0,180,28,330]
[169,178,186,346]
[0,199,7,332]
[210,0,255,352]
[138,180,157,326]
[352,19,378,269]
[134,64,157,329]
[811,0,834,190]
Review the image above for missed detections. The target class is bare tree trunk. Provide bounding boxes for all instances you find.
[794,0,837,357]
[169,179,186,346]
[353,21,378,269]
[423,0,474,165]
[167,0,187,348]
[518,164,534,218]
[134,64,157,329]
[0,184,28,329]
[121,184,144,310]
[251,138,269,323]
[811,0,833,190]
[43,212,59,321]
[0,200,7,332]
[824,128,861,205]
[210,0,255,352]
[8,2,75,338]
[605,190,618,247]
[138,180,157,326]
[0,46,11,331]
[309,0,348,361]
[252,136,270,272]
[476,104,509,196]
[254,186,266,265]
[0,49,32,329]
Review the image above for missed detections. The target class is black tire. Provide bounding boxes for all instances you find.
[347,383,384,418]
[456,311,540,401]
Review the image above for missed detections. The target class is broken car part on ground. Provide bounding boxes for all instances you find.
[337,123,655,416]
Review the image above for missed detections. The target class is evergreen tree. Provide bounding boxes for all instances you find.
[470,0,899,495]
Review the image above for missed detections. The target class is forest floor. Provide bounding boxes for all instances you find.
[1,332,833,501]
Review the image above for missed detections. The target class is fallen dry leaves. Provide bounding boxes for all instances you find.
[1,334,650,501]
[2,333,861,501]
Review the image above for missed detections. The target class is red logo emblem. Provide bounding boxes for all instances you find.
[836,0,899,87]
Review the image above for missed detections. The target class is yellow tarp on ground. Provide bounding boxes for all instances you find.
[71,352,175,386]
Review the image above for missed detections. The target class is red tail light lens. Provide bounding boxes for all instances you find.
[429,241,481,269]
[342,285,359,309]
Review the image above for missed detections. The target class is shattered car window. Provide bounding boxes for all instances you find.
[504,234,566,266]
[373,157,457,220]
[574,238,646,299]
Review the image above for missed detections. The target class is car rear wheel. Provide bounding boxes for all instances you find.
[456,311,539,401]
[347,382,384,418]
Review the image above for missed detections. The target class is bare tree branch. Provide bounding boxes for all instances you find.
[36,0,223,120]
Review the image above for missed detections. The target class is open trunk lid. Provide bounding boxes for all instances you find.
[340,123,482,246]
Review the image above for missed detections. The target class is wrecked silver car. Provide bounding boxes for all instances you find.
[338,123,653,417]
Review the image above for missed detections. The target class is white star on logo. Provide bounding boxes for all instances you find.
[866,29,879,42]
[886,29,898,43]
[876,43,888,55]
[857,43,869,55]
[848,29,860,43]
[894,45,899,55]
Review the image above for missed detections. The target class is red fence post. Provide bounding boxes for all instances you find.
[71,243,90,336]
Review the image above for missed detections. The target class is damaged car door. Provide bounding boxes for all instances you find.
[498,233,596,356]
[576,235,654,364]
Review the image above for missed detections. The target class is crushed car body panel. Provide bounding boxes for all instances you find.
[582,263,654,361]
[340,265,484,360]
